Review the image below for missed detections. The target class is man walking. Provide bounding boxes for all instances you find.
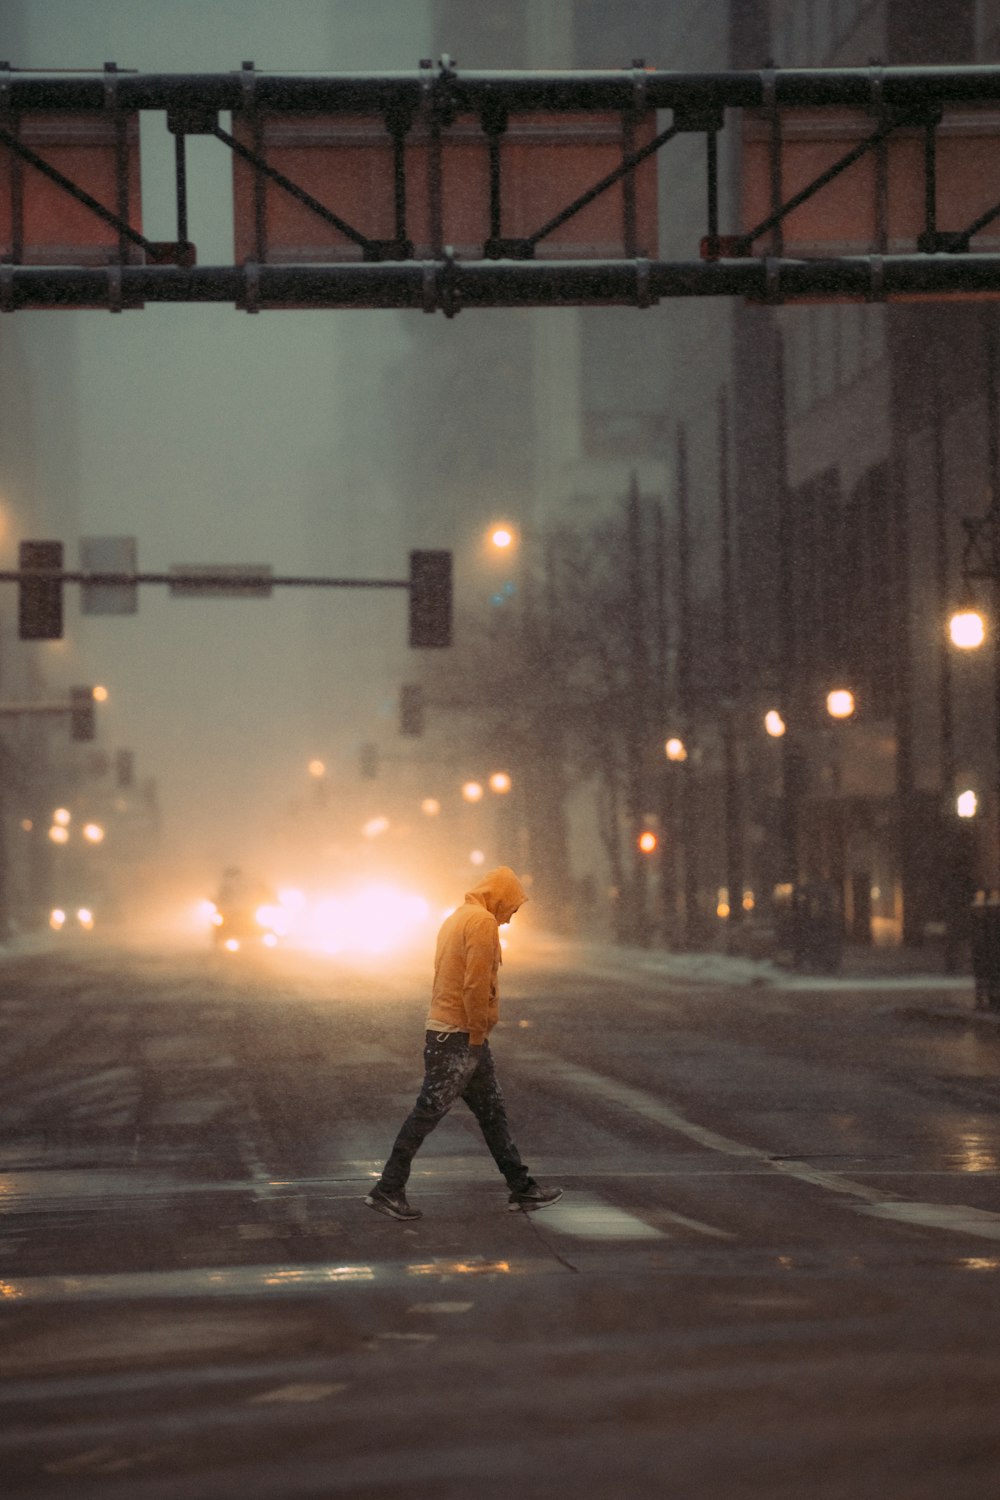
[365,865,563,1221]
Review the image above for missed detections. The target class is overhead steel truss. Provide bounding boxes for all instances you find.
[4,60,1000,312]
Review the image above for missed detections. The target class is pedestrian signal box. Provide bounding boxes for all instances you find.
[19,540,64,640]
[409,549,452,648]
[70,686,96,742]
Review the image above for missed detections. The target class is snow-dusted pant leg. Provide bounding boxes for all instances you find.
[378,1032,478,1192]
[378,1032,531,1195]
[460,1040,532,1193]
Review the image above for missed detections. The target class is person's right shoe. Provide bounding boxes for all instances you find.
[365,1185,422,1221]
[507,1183,564,1212]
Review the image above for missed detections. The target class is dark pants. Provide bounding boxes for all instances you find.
[378,1032,533,1195]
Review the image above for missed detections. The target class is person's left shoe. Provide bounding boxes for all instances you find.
[507,1183,564,1212]
[365,1185,422,1221]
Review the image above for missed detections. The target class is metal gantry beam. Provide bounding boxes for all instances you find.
[4,61,1000,311]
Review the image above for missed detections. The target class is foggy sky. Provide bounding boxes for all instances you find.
[6,2,435,885]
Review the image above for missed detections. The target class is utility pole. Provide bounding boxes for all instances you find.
[625,472,651,945]
[719,386,745,943]
[677,424,698,946]
[654,498,679,946]
[931,337,962,972]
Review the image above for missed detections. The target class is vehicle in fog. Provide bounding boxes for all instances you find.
[49,904,96,934]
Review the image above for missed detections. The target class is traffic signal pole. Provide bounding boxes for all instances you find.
[3,549,453,648]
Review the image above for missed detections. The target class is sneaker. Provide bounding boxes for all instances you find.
[365,1185,422,1221]
[507,1183,563,1212]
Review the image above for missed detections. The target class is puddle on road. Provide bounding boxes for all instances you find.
[0,1169,240,1206]
[0,1262,377,1304]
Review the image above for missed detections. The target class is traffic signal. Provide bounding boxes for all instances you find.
[360,742,379,778]
[19,540,64,640]
[70,686,96,742]
[400,684,424,737]
[409,549,452,648]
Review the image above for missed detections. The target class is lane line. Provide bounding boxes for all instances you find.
[519,1049,1000,1243]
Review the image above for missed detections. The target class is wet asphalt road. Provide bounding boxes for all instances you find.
[3,934,1000,1499]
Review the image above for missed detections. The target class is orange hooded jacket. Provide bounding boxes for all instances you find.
[425,866,528,1046]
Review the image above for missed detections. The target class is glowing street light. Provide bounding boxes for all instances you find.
[949,608,987,650]
[638,830,658,853]
[92,684,109,703]
[421,797,441,816]
[82,822,105,844]
[462,780,484,803]
[664,737,688,763]
[490,526,514,550]
[957,789,979,819]
[764,709,786,738]
[48,824,69,844]
[308,759,326,778]
[488,771,512,794]
[826,688,856,720]
[53,807,71,826]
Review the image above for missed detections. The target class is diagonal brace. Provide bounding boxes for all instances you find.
[739,113,912,252]
[524,118,681,251]
[960,511,1000,580]
[0,123,159,258]
[213,121,374,253]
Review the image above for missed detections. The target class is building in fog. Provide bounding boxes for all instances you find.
[405,0,1000,956]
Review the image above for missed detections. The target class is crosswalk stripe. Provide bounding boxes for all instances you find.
[518,1048,1000,1243]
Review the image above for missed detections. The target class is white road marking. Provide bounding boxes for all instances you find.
[520,1049,1000,1244]
[368,1332,438,1344]
[861,1202,1000,1240]
[406,1301,474,1314]
[531,1191,663,1240]
[248,1382,348,1404]
[652,1207,736,1239]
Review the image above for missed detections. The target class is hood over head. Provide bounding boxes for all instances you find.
[465,865,528,921]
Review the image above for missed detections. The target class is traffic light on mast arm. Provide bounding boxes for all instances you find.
[19,540,64,640]
[409,550,452,648]
[70,686,96,742]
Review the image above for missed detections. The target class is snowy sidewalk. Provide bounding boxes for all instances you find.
[527,932,978,996]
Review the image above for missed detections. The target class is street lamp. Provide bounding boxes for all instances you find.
[490,526,515,551]
[488,771,512,794]
[421,797,441,816]
[764,709,786,738]
[462,780,484,803]
[949,607,987,650]
[664,737,688,763]
[826,688,856,720]
[958,789,979,818]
